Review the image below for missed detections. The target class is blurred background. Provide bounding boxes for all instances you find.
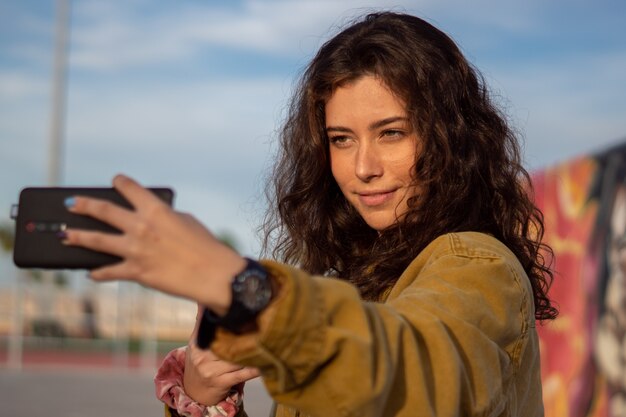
[1,1,625,416]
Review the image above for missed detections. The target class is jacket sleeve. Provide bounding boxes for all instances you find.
[207,233,537,417]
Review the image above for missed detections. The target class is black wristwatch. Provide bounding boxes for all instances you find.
[204,258,273,334]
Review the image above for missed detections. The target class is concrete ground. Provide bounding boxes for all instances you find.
[0,367,273,417]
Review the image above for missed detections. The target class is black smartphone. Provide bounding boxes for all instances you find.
[12,187,175,270]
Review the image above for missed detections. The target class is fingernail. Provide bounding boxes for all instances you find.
[64,196,76,208]
[57,231,70,245]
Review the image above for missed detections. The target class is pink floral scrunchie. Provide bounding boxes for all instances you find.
[155,347,243,417]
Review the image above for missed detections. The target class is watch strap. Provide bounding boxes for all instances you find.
[196,307,217,349]
[196,258,271,348]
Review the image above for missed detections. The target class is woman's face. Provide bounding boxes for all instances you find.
[326,75,419,231]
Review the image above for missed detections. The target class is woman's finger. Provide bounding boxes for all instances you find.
[198,359,245,377]
[112,174,165,213]
[63,229,128,257]
[190,303,204,341]
[219,367,261,386]
[67,196,136,232]
[89,261,135,282]
[188,344,245,375]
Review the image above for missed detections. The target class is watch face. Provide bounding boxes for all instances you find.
[233,270,272,312]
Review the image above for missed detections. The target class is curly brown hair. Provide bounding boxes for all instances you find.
[262,12,557,321]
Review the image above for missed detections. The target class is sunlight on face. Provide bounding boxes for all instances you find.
[326,75,419,231]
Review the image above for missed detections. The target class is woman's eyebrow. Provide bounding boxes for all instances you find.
[325,125,352,133]
[368,116,408,131]
[326,116,408,133]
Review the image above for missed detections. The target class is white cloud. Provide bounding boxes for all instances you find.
[0,71,50,179]
[492,49,626,168]
[67,0,429,71]
[63,76,288,159]
[421,0,539,33]
[0,71,49,98]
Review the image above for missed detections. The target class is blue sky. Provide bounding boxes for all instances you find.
[1,0,626,260]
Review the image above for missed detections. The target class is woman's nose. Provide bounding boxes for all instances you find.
[355,143,383,182]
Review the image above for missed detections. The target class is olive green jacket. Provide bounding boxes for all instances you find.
[207,232,543,417]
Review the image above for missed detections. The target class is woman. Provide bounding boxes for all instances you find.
[61,12,557,417]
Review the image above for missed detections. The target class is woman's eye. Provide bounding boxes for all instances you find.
[382,129,404,139]
[329,136,350,145]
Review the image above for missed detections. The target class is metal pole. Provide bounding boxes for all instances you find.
[7,271,25,370]
[48,0,70,186]
[114,282,129,367]
[140,288,158,372]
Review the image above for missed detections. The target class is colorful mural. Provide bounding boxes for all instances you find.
[534,141,626,417]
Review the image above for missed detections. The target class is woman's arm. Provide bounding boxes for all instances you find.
[206,234,540,417]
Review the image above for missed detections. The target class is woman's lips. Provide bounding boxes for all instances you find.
[357,190,396,207]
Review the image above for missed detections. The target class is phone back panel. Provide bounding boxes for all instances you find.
[13,187,174,269]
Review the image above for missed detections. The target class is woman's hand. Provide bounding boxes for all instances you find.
[184,305,260,405]
[62,174,246,314]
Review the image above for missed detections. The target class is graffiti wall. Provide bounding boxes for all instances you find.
[534,141,626,417]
